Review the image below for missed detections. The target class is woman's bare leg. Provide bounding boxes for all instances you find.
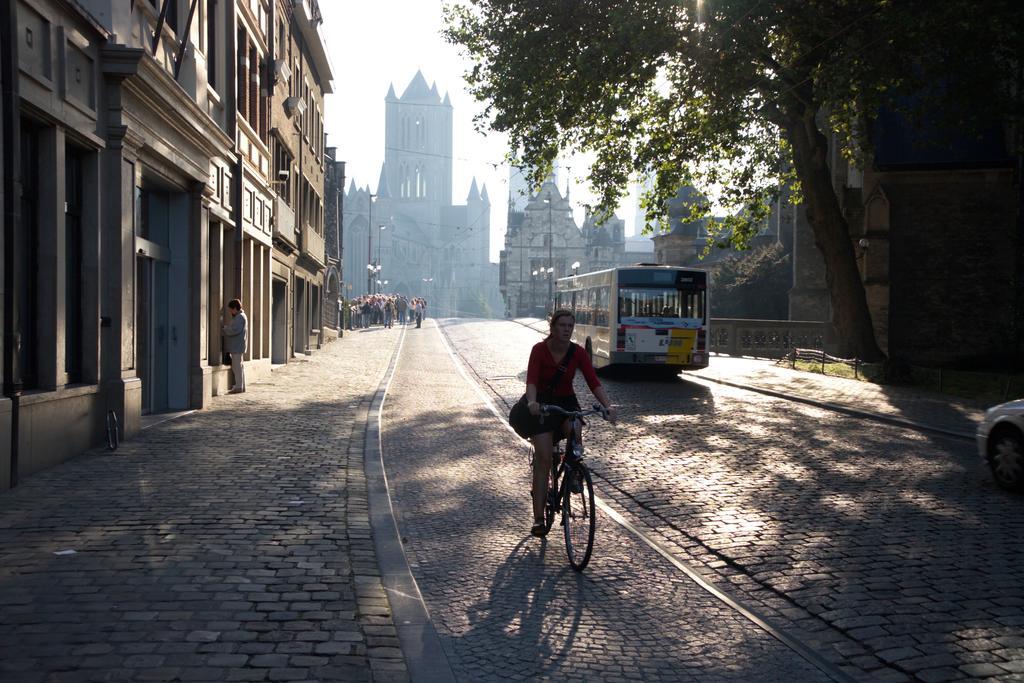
[531,432,553,524]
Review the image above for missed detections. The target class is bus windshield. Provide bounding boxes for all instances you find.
[618,287,705,326]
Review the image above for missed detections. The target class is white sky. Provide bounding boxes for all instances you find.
[318,1,638,263]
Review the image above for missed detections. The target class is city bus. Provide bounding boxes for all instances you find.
[553,265,709,372]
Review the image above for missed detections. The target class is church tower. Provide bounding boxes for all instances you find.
[383,71,454,210]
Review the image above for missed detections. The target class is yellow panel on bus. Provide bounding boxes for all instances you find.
[666,329,697,364]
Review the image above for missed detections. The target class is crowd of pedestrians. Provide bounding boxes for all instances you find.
[348,294,427,329]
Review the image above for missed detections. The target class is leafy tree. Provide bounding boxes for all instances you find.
[444,0,1023,360]
[710,243,790,319]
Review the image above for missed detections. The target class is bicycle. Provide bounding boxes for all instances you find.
[534,403,607,572]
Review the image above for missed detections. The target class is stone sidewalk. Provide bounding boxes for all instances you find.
[0,327,408,683]
[686,356,989,440]
[511,317,990,439]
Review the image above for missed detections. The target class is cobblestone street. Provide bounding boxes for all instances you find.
[2,316,1022,683]
[381,321,830,682]
[439,318,1024,682]
[0,328,407,683]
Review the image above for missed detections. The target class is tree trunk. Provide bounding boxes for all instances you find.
[785,107,886,361]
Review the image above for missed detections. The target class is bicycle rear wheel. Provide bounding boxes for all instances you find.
[562,463,595,571]
[543,464,560,534]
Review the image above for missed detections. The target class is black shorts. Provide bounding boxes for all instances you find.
[530,393,581,438]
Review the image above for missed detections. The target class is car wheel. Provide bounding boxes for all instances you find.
[989,430,1024,493]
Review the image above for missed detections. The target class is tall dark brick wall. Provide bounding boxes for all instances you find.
[884,169,1020,368]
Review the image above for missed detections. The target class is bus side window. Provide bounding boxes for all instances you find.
[596,286,608,326]
[580,288,593,325]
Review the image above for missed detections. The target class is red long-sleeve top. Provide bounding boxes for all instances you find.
[526,342,601,398]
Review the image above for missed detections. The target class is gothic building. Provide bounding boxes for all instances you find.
[341,71,501,317]
[499,178,635,317]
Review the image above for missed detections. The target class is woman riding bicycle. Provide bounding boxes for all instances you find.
[525,309,616,537]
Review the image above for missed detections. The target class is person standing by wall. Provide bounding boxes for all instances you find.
[223,299,248,394]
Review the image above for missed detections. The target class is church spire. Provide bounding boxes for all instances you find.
[385,83,397,101]
[467,177,480,202]
[401,70,438,102]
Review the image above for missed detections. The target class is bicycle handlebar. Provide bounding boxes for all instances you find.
[539,403,609,420]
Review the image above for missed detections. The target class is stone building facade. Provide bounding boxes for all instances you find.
[775,110,1021,367]
[323,148,345,335]
[0,0,333,490]
[266,0,332,360]
[848,110,1022,367]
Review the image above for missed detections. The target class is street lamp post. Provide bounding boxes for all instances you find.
[531,269,538,315]
[545,192,554,310]
[377,225,386,292]
[519,211,526,317]
[367,193,376,296]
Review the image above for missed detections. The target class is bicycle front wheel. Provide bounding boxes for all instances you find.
[562,463,595,571]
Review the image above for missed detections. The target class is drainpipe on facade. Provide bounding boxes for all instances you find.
[1,0,22,488]
[336,160,345,336]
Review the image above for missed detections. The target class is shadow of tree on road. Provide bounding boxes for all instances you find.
[434,318,1024,679]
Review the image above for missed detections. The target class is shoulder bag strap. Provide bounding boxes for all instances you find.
[544,343,577,396]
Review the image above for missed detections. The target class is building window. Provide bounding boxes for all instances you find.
[207,0,218,90]
[18,121,40,389]
[64,145,85,383]
[258,54,268,140]
[165,0,179,33]
[272,135,292,204]
[248,43,258,130]
[236,27,247,120]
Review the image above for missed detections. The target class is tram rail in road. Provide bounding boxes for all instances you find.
[432,318,858,683]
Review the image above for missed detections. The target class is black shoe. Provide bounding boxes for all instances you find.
[531,522,548,537]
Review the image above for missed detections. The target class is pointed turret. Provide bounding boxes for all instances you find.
[467,177,480,202]
[376,164,392,199]
[347,178,358,195]
[442,92,452,107]
[385,83,397,101]
[430,82,439,99]
[480,184,490,207]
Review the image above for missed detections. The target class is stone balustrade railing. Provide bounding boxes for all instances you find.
[709,319,829,359]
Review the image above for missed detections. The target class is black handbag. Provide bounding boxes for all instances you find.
[508,343,576,438]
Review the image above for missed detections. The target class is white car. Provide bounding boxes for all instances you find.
[977,398,1024,492]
